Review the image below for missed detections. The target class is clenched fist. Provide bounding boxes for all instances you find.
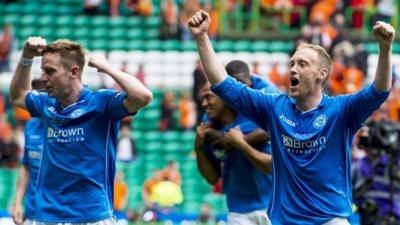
[187,10,211,37]
[22,36,47,59]
[373,21,396,47]
[88,54,110,73]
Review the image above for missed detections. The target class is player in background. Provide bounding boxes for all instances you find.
[195,83,273,225]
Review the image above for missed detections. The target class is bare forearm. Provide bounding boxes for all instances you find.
[193,33,227,85]
[102,65,152,112]
[374,44,392,91]
[10,59,32,109]
[244,128,269,147]
[194,148,220,185]
[13,166,29,207]
[236,141,272,173]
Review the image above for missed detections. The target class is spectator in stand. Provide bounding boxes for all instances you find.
[268,62,289,92]
[84,0,102,15]
[198,202,215,224]
[342,59,365,94]
[142,170,163,209]
[203,1,219,40]
[116,122,137,162]
[161,160,182,185]
[0,125,20,169]
[179,0,201,41]
[370,0,395,25]
[192,60,208,124]
[149,179,183,216]
[0,24,13,73]
[309,0,337,26]
[329,54,346,95]
[135,64,146,86]
[159,91,175,131]
[161,0,179,40]
[114,171,129,225]
[109,0,120,17]
[349,0,373,29]
[354,43,369,77]
[178,91,196,131]
[0,114,12,144]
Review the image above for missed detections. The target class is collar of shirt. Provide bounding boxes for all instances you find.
[289,94,329,113]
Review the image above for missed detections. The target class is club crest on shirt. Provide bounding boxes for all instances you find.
[47,106,56,113]
[71,109,83,118]
[213,149,228,160]
[313,114,328,129]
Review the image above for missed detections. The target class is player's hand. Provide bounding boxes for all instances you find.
[12,204,24,225]
[373,21,395,47]
[225,127,245,146]
[88,54,110,73]
[22,36,47,59]
[195,122,212,150]
[188,10,211,37]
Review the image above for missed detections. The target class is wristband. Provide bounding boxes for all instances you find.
[19,57,34,66]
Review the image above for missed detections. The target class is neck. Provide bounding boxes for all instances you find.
[295,91,323,112]
[59,84,84,108]
[217,108,236,126]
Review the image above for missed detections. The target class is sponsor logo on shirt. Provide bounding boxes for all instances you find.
[279,114,296,127]
[313,114,328,129]
[47,127,85,143]
[282,134,326,154]
[71,109,83,118]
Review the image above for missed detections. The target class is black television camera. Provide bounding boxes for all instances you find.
[358,120,400,155]
[355,120,400,225]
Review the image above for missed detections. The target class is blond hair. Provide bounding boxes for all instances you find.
[296,43,332,86]
[43,39,86,76]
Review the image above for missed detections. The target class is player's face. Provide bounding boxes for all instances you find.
[288,48,321,100]
[41,53,71,99]
[200,89,225,119]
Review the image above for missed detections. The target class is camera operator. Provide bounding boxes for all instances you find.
[352,121,400,225]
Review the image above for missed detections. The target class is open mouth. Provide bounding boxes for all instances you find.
[290,77,299,86]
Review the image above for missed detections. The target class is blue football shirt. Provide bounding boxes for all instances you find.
[22,118,44,219]
[251,75,281,94]
[25,87,135,223]
[212,76,389,224]
[204,113,273,213]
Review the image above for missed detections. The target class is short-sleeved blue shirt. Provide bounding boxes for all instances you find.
[22,118,44,219]
[25,87,135,223]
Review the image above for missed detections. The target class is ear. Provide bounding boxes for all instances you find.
[70,66,80,79]
[317,67,329,84]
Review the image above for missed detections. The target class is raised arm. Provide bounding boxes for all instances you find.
[12,165,30,225]
[188,10,227,85]
[88,56,153,114]
[194,123,221,185]
[225,127,272,173]
[372,21,396,91]
[10,37,47,109]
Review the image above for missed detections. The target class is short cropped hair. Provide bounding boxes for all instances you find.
[42,39,86,76]
[225,60,250,78]
[296,43,332,86]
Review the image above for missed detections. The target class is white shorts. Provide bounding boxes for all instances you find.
[228,209,272,225]
[322,218,350,225]
[32,217,118,225]
[24,219,35,225]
